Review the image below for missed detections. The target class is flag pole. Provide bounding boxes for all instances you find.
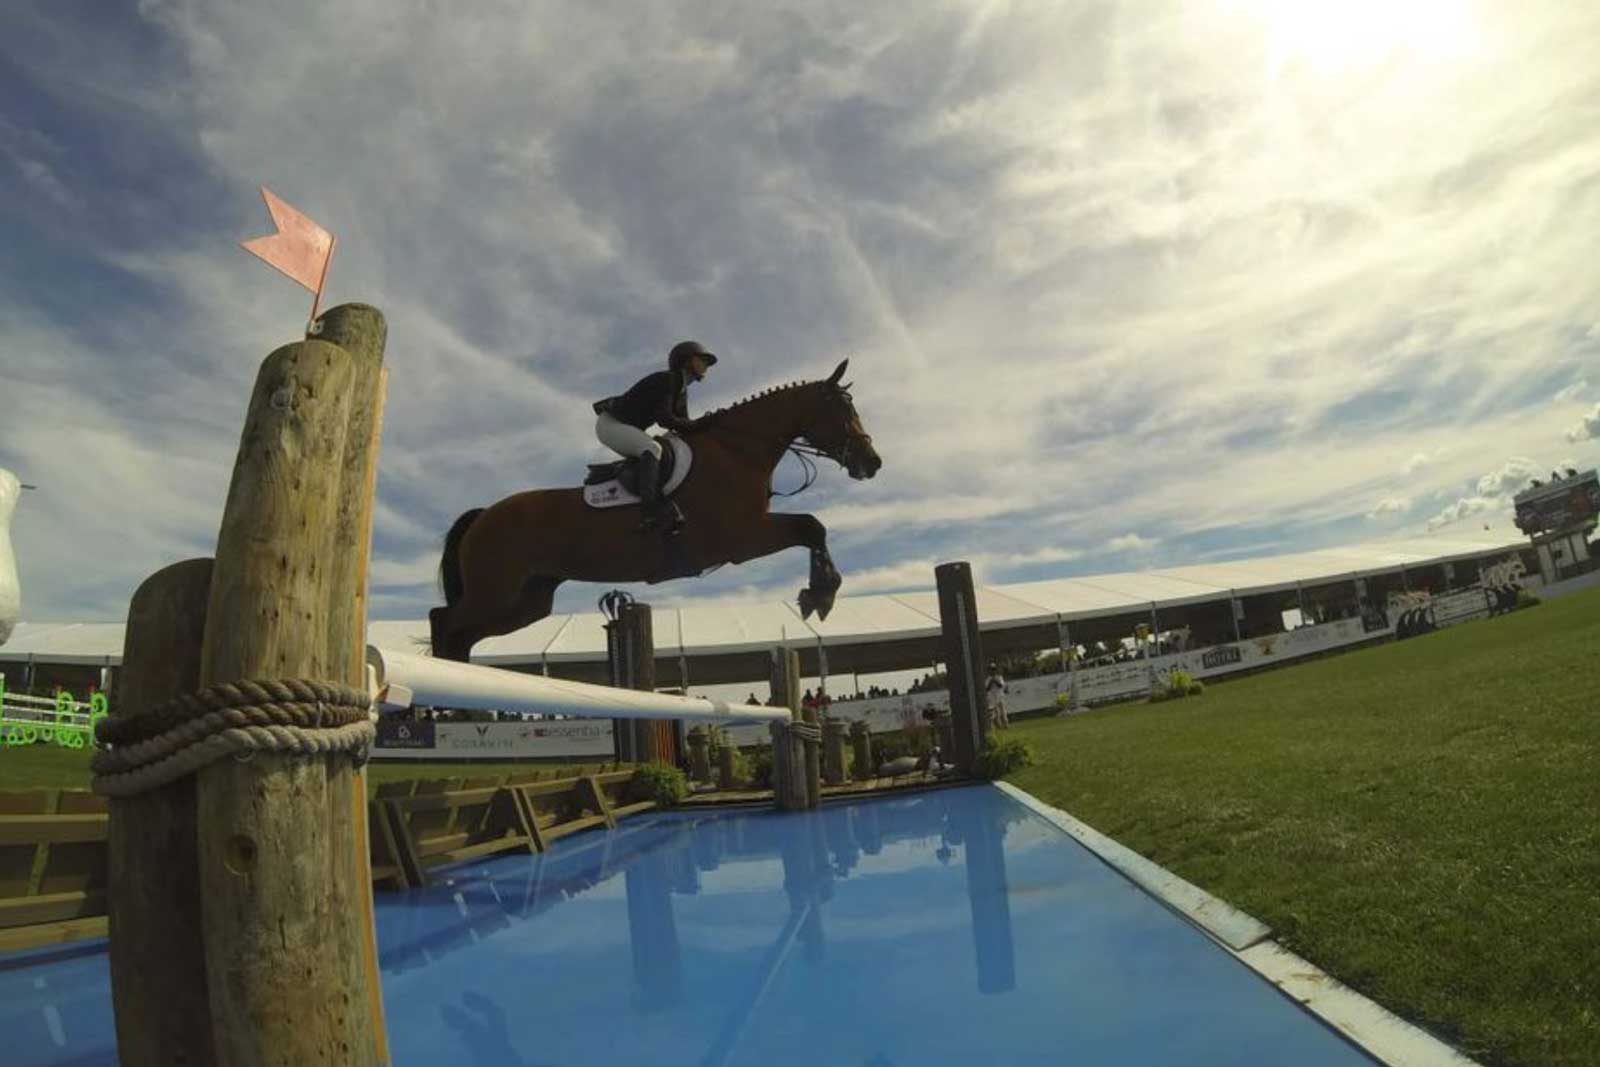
[310,234,336,325]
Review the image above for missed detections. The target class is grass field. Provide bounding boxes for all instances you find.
[1007,587,1599,1067]
[2,590,1593,1064]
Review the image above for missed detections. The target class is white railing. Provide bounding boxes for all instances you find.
[366,647,792,725]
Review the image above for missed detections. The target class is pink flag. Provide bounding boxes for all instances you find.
[241,187,336,317]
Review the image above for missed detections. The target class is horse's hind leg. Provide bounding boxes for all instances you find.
[498,575,563,636]
[430,576,561,663]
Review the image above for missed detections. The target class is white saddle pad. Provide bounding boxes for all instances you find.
[582,435,694,509]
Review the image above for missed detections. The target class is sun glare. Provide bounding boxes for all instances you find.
[1224,0,1482,74]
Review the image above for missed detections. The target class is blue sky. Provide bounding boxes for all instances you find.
[2,0,1598,627]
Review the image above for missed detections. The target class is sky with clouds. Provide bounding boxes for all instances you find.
[3,0,1598,630]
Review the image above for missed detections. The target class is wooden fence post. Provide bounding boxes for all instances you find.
[192,306,388,1066]
[936,561,987,775]
[106,559,216,1067]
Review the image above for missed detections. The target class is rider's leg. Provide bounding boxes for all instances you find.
[595,414,680,532]
[596,413,660,460]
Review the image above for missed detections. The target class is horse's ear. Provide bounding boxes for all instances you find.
[827,359,849,386]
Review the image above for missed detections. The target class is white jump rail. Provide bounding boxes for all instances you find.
[366,646,792,725]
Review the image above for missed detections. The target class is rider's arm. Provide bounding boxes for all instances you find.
[653,372,700,432]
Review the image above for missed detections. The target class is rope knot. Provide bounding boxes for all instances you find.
[90,678,376,797]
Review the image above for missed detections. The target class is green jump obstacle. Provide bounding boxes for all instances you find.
[0,677,108,749]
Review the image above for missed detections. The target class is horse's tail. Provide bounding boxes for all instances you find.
[439,508,486,606]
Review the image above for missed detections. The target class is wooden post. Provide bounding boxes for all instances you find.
[192,309,387,1066]
[106,559,216,1067]
[849,721,872,782]
[931,711,955,760]
[936,562,987,775]
[821,719,846,785]
[605,611,635,763]
[686,725,710,782]
[800,710,821,808]
[311,305,391,1067]
[768,646,813,810]
[717,742,737,790]
[620,603,659,762]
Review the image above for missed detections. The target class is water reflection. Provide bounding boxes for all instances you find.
[379,792,1021,1011]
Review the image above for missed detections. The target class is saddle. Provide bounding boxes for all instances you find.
[582,434,693,509]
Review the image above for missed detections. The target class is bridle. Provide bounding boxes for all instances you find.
[774,385,873,499]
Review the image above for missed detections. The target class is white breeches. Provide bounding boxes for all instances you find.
[596,413,662,460]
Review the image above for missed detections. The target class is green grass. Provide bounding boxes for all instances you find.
[0,743,101,791]
[1007,587,1600,1067]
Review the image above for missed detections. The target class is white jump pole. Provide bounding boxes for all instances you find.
[367,646,792,725]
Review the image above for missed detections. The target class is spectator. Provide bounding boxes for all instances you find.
[984,662,1009,730]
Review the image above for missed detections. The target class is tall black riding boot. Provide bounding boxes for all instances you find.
[635,452,684,534]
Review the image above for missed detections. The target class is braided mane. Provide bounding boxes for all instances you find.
[702,378,817,419]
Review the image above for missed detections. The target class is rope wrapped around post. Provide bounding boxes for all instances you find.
[91,678,375,798]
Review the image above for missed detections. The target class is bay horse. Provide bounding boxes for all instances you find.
[430,359,882,662]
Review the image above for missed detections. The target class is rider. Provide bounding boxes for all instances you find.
[594,341,717,532]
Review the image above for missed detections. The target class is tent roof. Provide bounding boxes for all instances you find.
[0,530,1528,674]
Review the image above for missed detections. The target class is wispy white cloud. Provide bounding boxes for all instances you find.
[1553,380,1588,403]
[1367,497,1410,519]
[1402,452,1436,475]
[1426,495,1501,532]
[1106,533,1158,553]
[1564,403,1600,443]
[1475,457,1539,498]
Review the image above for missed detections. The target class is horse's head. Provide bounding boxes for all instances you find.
[802,360,882,480]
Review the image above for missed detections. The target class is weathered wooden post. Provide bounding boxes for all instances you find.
[800,705,822,807]
[717,739,737,790]
[821,718,847,785]
[602,591,638,763]
[936,561,988,774]
[104,559,216,1066]
[930,710,955,760]
[849,720,872,782]
[767,646,813,809]
[611,600,662,762]
[686,725,711,781]
[96,305,390,1066]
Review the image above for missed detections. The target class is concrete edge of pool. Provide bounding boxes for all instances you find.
[993,781,1486,1067]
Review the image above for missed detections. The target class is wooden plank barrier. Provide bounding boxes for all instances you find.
[0,768,665,942]
[383,785,537,889]
[0,790,111,951]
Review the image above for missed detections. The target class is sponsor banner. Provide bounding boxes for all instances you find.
[1428,588,1493,626]
[1386,583,1520,640]
[371,719,614,760]
[375,720,435,750]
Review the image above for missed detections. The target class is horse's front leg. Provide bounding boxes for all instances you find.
[790,514,841,622]
[731,514,842,622]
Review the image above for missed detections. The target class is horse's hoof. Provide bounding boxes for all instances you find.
[815,593,836,622]
[798,588,815,620]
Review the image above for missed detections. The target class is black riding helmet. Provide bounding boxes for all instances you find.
[668,340,718,376]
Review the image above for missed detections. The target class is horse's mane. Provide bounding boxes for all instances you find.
[701,378,818,419]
